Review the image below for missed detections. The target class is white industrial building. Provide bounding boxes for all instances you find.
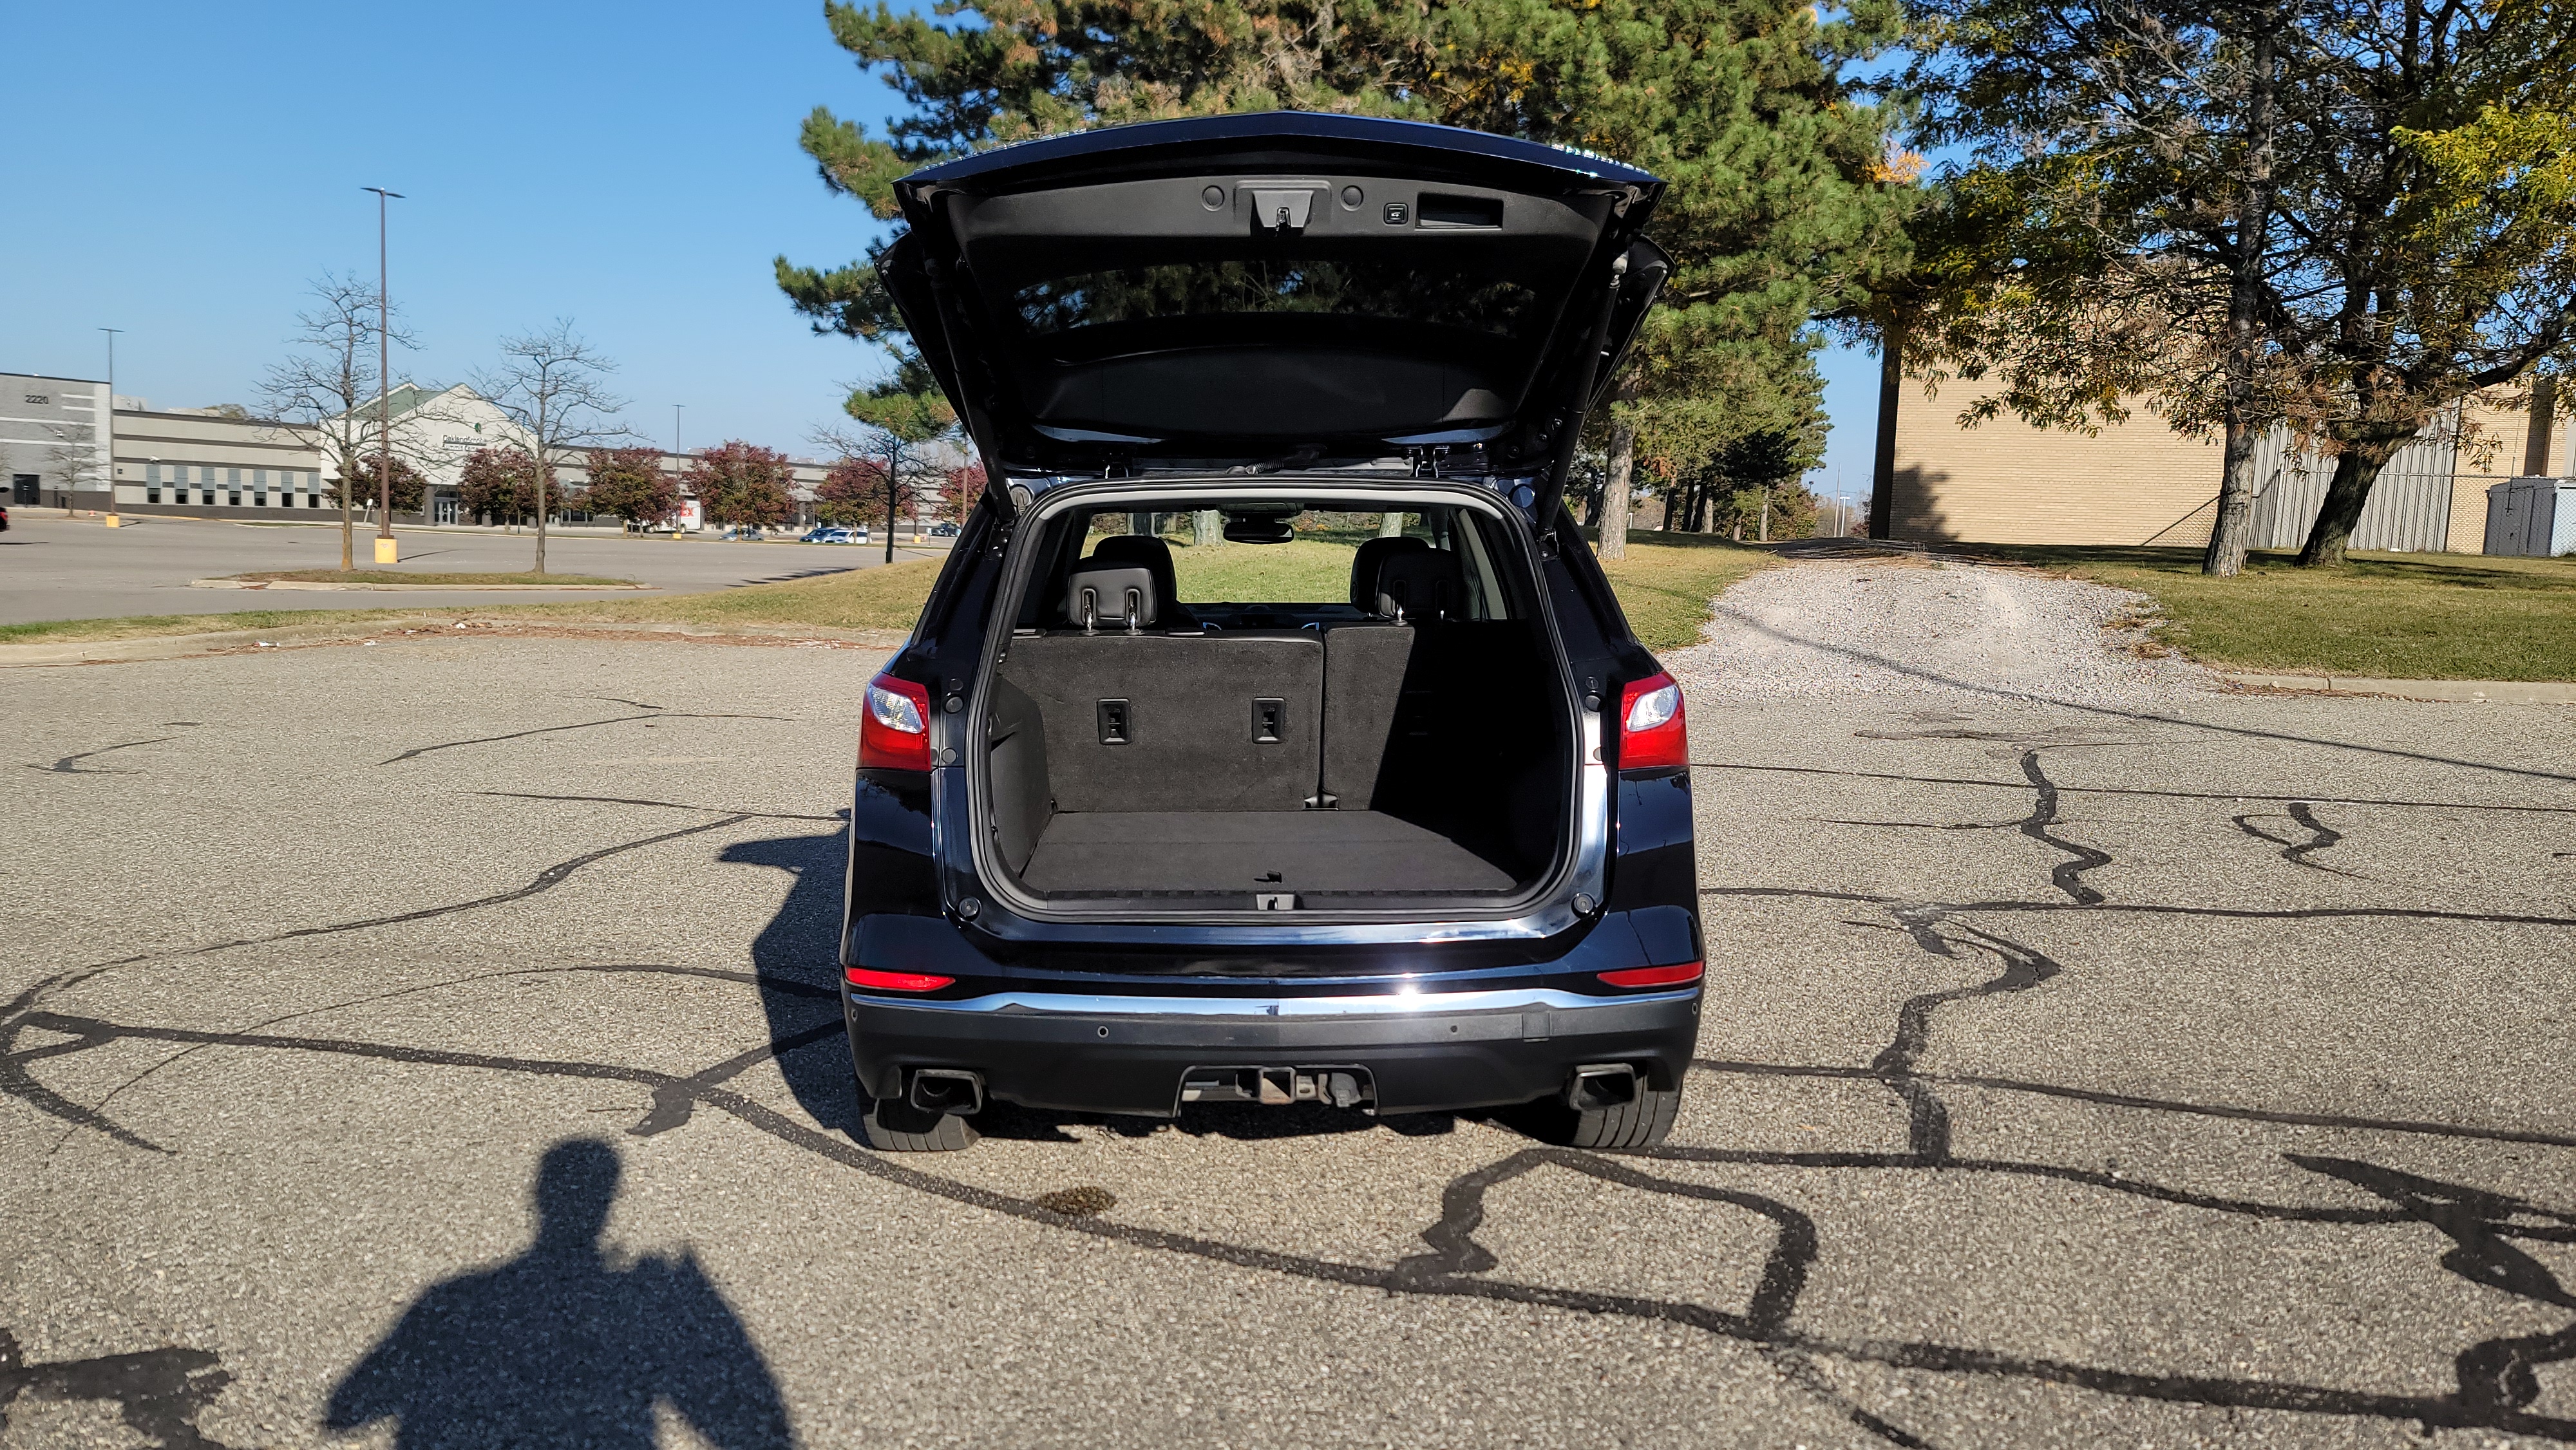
[1,370,879,532]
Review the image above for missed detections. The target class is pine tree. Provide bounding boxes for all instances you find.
[779,0,1910,557]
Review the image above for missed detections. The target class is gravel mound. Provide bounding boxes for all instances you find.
[1661,555,2220,710]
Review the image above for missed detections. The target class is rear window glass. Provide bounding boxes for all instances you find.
[1016,504,1516,627]
[1011,260,1541,337]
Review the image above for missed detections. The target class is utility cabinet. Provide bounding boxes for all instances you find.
[2483,476,2576,556]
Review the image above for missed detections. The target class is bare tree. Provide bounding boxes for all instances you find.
[260,273,419,571]
[474,322,632,574]
[45,422,108,509]
[812,419,944,557]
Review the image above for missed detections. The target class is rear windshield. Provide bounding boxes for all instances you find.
[1014,503,1524,630]
[1011,260,1542,337]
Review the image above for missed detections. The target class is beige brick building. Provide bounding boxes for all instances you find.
[1877,375,2569,553]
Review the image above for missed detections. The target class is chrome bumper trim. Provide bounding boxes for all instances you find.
[847,985,1698,1018]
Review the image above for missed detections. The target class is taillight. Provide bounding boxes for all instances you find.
[1617,671,1687,771]
[1598,961,1703,988]
[844,966,955,992]
[859,672,933,771]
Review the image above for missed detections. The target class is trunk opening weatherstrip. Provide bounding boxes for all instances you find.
[956,477,1599,930]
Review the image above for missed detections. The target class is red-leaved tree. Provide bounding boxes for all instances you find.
[325,454,428,514]
[582,446,678,529]
[818,453,919,530]
[687,440,796,531]
[457,446,551,526]
[942,460,986,523]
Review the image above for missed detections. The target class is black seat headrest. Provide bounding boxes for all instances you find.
[1065,565,1158,630]
[1350,535,1431,611]
[1090,536,1179,608]
[1374,549,1467,621]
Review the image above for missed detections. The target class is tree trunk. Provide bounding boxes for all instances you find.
[534,449,549,575]
[339,454,355,570]
[1868,319,1902,540]
[1598,375,1638,560]
[886,471,901,563]
[2295,431,2408,566]
[2203,419,2262,576]
[1378,511,1405,538]
[2201,21,2279,578]
[1756,483,1771,544]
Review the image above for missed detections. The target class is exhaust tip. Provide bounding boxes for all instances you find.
[908,1068,985,1116]
[1566,1063,1638,1113]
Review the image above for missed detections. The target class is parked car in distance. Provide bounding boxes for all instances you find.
[838,113,1696,1155]
[928,522,960,537]
[802,526,857,544]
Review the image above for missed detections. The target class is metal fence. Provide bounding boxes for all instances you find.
[2245,414,2461,552]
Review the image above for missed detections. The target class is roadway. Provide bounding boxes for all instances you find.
[0,512,940,625]
[1,594,2570,1445]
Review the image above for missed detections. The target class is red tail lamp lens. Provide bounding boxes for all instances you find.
[844,966,955,992]
[859,672,933,771]
[1618,672,1687,771]
[1598,961,1704,988]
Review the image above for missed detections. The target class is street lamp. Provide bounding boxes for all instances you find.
[362,187,404,564]
[100,328,124,527]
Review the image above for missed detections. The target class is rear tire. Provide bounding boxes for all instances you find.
[1506,1081,1682,1151]
[1568,1081,1681,1150]
[859,1093,979,1152]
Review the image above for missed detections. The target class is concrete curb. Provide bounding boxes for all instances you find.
[189,579,654,592]
[2222,672,2576,703]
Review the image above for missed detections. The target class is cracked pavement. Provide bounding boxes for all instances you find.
[3,578,2573,1447]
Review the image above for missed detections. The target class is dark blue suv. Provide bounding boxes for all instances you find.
[840,113,1701,1151]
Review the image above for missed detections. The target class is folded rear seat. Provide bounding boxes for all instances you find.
[1320,543,1473,809]
[999,565,1321,812]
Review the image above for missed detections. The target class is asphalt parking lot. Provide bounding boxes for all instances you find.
[0,513,938,626]
[3,569,2572,1447]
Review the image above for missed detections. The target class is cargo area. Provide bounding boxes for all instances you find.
[974,496,1575,912]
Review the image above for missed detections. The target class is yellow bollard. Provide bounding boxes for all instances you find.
[374,536,399,564]
[104,513,122,528]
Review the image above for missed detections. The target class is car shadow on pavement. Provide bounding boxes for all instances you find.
[720,826,866,1138]
[722,825,1462,1148]
[326,1138,792,1450]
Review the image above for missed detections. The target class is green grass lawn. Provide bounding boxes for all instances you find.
[1973,545,2576,680]
[1586,532,1779,650]
[214,569,640,587]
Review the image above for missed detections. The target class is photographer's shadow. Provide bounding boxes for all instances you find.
[327,1139,791,1449]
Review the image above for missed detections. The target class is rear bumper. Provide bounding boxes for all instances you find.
[844,984,1700,1118]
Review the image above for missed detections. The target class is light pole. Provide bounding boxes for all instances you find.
[99,328,124,526]
[363,187,404,564]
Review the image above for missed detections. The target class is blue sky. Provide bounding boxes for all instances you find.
[0,1,1879,492]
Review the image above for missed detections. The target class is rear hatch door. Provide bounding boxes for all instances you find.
[883,112,1667,493]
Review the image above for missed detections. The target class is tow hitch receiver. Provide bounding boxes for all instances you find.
[1182,1066,1372,1110]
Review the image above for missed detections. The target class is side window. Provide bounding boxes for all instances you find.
[1455,509,1522,621]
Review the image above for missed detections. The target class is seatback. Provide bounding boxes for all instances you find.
[1319,623,1414,808]
[997,634,1322,811]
